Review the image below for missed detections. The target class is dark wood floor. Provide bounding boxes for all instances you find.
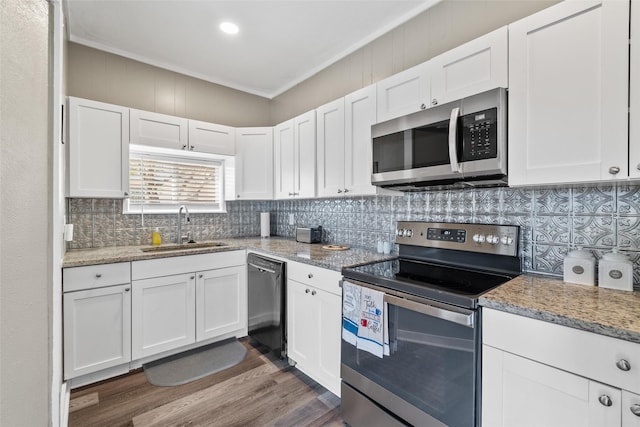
[68,339,344,427]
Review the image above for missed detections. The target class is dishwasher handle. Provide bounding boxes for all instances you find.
[248,262,277,274]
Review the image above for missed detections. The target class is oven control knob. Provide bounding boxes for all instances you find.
[397,229,404,237]
[486,234,499,245]
[405,229,413,238]
[501,236,514,245]
[473,234,485,243]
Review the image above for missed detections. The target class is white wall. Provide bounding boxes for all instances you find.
[0,0,52,425]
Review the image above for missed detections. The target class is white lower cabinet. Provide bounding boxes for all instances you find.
[482,308,640,427]
[286,262,341,396]
[196,265,247,341]
[63,284,131,380]
[131,273,196,360]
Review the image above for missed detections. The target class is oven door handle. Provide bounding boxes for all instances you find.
[384,293,474,328]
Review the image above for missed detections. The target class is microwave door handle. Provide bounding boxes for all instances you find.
[448,107,461,173]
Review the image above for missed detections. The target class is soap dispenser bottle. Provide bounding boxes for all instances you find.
[598,249,633,291]
[563,247,596,286]
[152,228,162,246]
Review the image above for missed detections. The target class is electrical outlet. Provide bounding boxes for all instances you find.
[288,213,295,225]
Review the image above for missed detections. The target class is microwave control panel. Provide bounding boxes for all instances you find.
[461,107,498,161]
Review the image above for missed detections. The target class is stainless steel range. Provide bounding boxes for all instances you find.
[341,221,521,427]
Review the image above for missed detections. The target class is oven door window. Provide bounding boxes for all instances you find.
[342,300,477,427]
[412,119,451,168]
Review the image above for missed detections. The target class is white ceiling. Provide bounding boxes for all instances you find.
[65,0,437,99]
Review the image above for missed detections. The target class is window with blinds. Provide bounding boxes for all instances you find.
[126,146,225,213]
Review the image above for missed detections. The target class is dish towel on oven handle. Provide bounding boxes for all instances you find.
[357,286,385,358]
[341,280,361,346]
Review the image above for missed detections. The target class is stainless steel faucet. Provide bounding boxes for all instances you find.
[176,205,191,244]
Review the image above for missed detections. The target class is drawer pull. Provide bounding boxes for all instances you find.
[616,359,631,371]
[630,404,640,417]
[308,273,313,279]
[599,395,613,407]
[95,274,102,278]
[311,290,317,296]
[199,274,204,279]
[190,276,195,280]
[305,288,311,294]
[124,288,130,292]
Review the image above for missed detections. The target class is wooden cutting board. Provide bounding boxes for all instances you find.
[322,245,350,251]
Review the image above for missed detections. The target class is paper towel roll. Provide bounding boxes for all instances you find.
[260,212,270,238]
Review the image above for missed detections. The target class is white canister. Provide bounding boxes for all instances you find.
[563,248,596,286]
[598,250,634,291]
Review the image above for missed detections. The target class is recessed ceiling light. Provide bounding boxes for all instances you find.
[220,22,239,35]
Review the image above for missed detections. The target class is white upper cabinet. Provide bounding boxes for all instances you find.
[67,97,129,198]
[344,85,378,196]
[376,62,430,123]
[274,111,316,199]
[508,0,630,186]
[430,26,508,106]
[630,0,640,180]
[317,98,346,197]
[129,109,188,150]
[235,127,274,200]
[188,120,235,155]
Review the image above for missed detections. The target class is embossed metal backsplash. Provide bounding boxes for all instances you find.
[67,184,640,286]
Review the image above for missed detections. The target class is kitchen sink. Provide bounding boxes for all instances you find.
[141,241,227,252]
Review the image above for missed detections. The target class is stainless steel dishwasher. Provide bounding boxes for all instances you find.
[247,253,286,358]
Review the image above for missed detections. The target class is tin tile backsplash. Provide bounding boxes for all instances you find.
[67,183,640,285]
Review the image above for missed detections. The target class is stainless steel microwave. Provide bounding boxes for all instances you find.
[371,88,507,190]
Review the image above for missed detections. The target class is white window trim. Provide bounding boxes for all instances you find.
[124,144,232,214]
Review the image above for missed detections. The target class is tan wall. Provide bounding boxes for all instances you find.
[270,0,559,124]
[67,42,271,127]
[0,0,51,425]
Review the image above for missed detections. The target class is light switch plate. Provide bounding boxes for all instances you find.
[288,213,295,225]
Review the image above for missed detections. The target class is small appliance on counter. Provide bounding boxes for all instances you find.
[563,248,596,286]
[598,250,633,291]
[296,226,322,243]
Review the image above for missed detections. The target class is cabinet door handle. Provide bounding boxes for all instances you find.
[420,103,426,110]
[190,145,195,151]
[305,288,311,294]
[599,395,613,407]
[311,290,317,296]
[630,404,640,417]
[337,189,343,194]
[343,188,349,193]
[124,288,130,292]
[95,274,102,278]
[636,163,640,171]
[123,191,129,197]
[190,276,195,280]
[616,359,631,371]
[308,273,313,279]
[609,166,620,175]
[199,274,203,279]
[431,99,438,106]
[288,192,293,196]
[182,144,188,149]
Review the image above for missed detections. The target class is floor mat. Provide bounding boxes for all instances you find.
[143,338,247,387]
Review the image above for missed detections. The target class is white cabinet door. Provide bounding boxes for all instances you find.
[273,119,295,199]
[195,265,247,341]
[508,0,629,186]
[622,391,640,426]
[630,0,640,180]
[430,26,508,105]
[63,284,131,379]
[286,279,317,369]
[294,110,317,199]
[130,109,188,150]
[376,62,430,122]
[67,97,129,198]
[235,127,273,200]
[483,345,621,427]
[316,98,346,197]
[314,287,341,396]
[344,85,377,196]
[132,273,196,359]
[188,120,235,155]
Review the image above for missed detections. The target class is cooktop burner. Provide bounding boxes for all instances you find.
[342,221,521,309]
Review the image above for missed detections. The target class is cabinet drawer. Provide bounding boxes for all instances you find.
[287,261,341,296]
[64,262,131,292]
[483,308,640,394]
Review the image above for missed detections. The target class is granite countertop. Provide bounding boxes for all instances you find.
[480,274,640,344]
[62,236,396,272]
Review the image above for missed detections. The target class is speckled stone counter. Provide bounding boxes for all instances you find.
[62,237,396,272]
[480,275,640,344]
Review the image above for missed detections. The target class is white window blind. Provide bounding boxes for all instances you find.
[127,147,224,213]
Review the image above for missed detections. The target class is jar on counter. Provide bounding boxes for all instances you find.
[563,248,596,286]
[598,250,633,291]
